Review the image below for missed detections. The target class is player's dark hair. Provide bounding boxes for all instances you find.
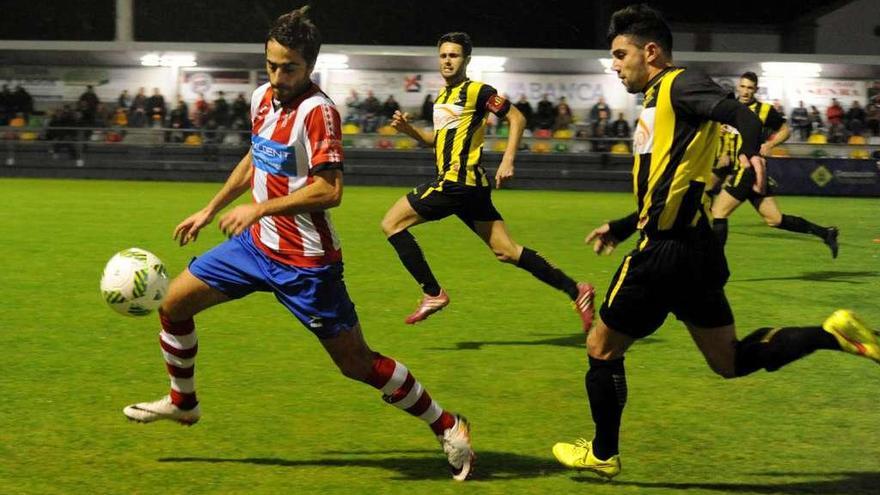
[607,4,673,55]
[741,71,759,85]
[438,32,472,58]
[266,5,321,67]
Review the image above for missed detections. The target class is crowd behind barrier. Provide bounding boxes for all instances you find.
[3,83,880,159]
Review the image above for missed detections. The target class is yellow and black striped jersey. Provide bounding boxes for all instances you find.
[631,67,732,237]
[719,99,785,158]
[715,124,741,165]
[432,79,510,187]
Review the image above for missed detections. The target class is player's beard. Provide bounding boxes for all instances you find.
[273,80,310,104]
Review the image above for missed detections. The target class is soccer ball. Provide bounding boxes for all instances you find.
[100,248,170,317]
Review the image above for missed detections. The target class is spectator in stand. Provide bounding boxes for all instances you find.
[117,89,130,110]
[191,92,209,128]
[591,109,611,152]
[789,101,810,141]
[589,96,610,123]
[536,93,555,130]
[552,100,573,131]
[147,88,168,123]
[845,100,866,135]
[94,103,111,128]
[513,94,534,131]
[231,92,249,125]
[828,119,848,144]
[865,102,880,137]
[610,112,631,138]
[169,97,191,143]
[345,89,362,125]
[78,85,100,127]
[0,84,11,125]
[213,91,230,128]
[130,87,148,127]
[826,98,844,126]
[46,105,79,159]
[361,91,382,133]
[147,88,166,123]
[808,105,824,132]
[11,85,34,122]
[382,94,400,124]
[361,90,381,133]
[420,93,433,122]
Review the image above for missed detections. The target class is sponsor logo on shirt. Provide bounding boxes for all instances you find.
[433,104,464,130]
[251,135,296,172]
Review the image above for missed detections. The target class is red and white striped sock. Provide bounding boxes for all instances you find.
[366,354,456,435]
[158,313,198,410]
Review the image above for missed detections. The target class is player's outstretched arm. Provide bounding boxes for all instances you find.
[391,110,434,146]
[218,169,343,238]
[495,105,525,189]
[174,151,254,245]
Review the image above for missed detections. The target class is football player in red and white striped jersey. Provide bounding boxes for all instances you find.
[123,6,474,481]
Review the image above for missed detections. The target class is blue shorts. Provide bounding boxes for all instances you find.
[188,230,359,339]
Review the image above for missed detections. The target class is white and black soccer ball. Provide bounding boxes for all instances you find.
[100,248,169,317]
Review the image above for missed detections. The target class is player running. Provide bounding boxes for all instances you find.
[711,71,839,258]
[551,4,879,480]
[383,32,594,328]
[122,7,474,481]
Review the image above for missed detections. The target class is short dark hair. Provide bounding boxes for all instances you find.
[740,71,759,85]
[606,4,673,55]
[438,32,472,57]
[266,5,321,67]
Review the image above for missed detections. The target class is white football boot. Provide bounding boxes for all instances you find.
[438,415,475,481]
[123,395,201,426]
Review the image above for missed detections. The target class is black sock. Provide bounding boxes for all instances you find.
[734,326,840,376]
[586,356,627,459]
[517,247,579,300]
[387,230,441,296]
[713,218,729,248]
[777,214,827,238]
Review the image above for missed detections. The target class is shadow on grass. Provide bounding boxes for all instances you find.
[731,270,878,284]
[433,333,662,351]
[159,449,561,481]
[572,471,880,494]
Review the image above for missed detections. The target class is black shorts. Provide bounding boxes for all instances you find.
[406,180,503,228]
[723,166,778,201]
[598,229,734,339]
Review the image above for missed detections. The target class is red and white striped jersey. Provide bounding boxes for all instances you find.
[248,82,344,267]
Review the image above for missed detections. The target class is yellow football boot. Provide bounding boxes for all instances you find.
[823,310,880,363]
[552,438,621,479]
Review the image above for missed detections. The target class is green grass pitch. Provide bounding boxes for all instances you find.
[1,178,878,494]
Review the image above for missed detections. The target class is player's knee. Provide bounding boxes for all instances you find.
[338,363,367,382]
[158,289,190,322]
[707,360,737,379]
[764,215,782,227]
[380,216,399,236]
[586,336,627,360]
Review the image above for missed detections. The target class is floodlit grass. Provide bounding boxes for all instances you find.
[1,178,878,494]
